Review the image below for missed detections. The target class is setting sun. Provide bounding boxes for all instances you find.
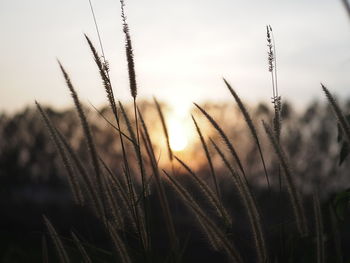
[168,118,188,152]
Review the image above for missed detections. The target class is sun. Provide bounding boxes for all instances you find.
[168,119,188,152]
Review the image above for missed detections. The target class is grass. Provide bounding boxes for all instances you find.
[32,1,350,262]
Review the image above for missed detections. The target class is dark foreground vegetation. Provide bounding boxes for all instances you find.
[1,98,350,262]
[2,0,350,262]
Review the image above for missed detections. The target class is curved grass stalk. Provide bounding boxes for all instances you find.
[43,216,70,263]
[57,61,104,203]
[322,84,350,143]
[154,97,173,161]
[36,102,83,205]
[174,156,231,226]
[191,115,220,201]
[194,103,246,181]
[210,139,267,262]
[223,79,270,188]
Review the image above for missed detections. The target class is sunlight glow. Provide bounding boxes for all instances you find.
[168,118,188,152]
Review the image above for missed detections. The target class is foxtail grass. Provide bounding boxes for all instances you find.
[58,61,108,222]
[163,170,243,263]
[58,62,102,191]
[120,0,137,99]
[174,156,231,226]
[194,103,246,181]
[223,78,270,188]
[210,138,267,262]
[322,84,350,143]
[84,35,142,240]
[54,126,104,217]
[36,102,84,206]
[266,25,281,141]
[154,97,173,161]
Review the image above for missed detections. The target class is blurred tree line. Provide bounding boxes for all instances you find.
[1,99,350,204]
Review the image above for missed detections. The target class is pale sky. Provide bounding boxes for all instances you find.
[1,0,350,113]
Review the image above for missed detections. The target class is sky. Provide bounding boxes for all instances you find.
[1,0,350,113]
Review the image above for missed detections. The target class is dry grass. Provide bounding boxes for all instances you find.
[35,1,350,262]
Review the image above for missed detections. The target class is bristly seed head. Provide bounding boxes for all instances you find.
[266,25,274,72]
[120,0,137,99]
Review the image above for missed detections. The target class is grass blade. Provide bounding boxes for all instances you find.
[71,232,92,263]
[108,222,132,263]
[43,216,70,263]
[313,193,325,263]
[42,234,49,263]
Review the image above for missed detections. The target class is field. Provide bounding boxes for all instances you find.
[1,1,350,262]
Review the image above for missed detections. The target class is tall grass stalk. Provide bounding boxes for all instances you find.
[313,193,325,263]
[263,121,308,236]
[118,2,150,252]
[85,32,149,250]
[42,235,49,263]
[138,108,179,253]
[329,205,343,263]
[58,61,108,221]
[108,222,132,263]
[191,115,220,201]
